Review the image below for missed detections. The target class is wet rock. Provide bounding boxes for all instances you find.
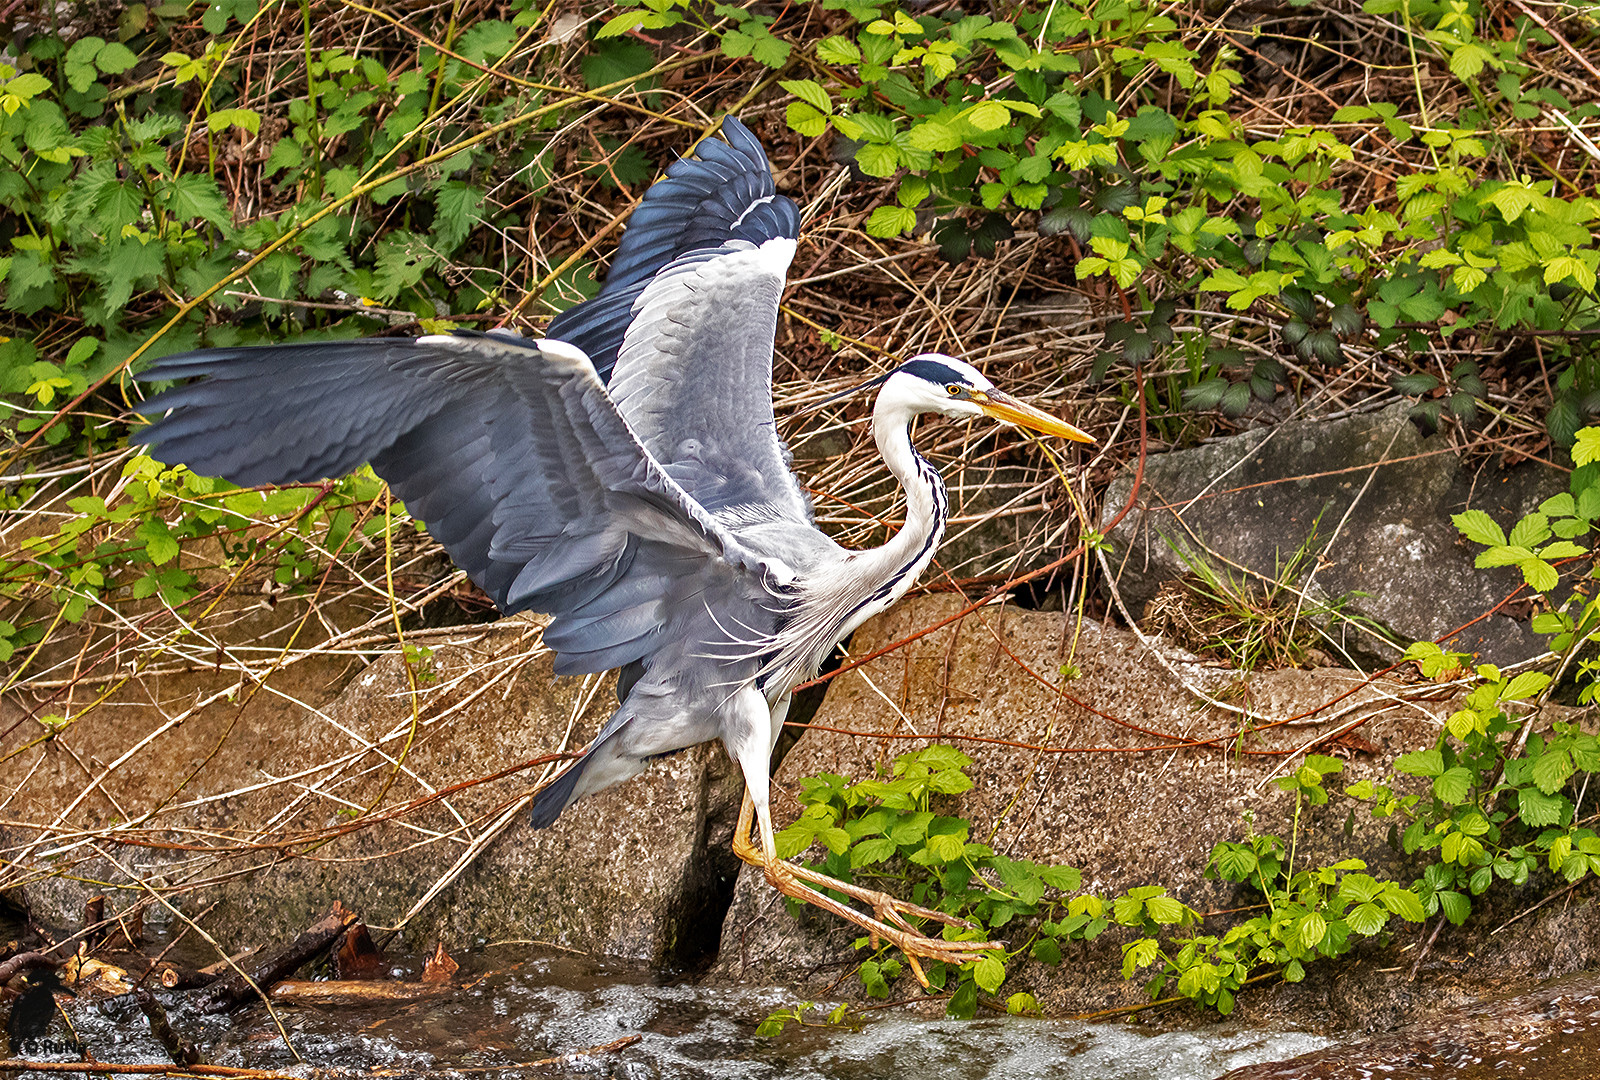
[713,594,1442,1008]
[1221,971,1600,1079]
[710,595,1600,1031]
[1101,404,1565,665]
[3,617,742,965]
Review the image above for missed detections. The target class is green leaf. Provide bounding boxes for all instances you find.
[820,827,851,855]
[1396,748,1444,778]
[432,181,485,252]
[749,30,791,68]
[1038,865,1081,891]
[1449,42,1492,82]
[1518,785,1567,827]
[973,954,1006,994]
[816,36,861,65]
[1433,767,1472,804]
[947,977,978,1019]
[1345,901,1388,936]
[897,176,930,208]
[1523,559,1559,594]
[1542,493,1578,518]
[967,100,1009,131]
[923,832,966,862]
[866,205,917,237]
[134,518,180,565]
[773,824,812,859]
[854,142,900,177]
[1572,429,1600,467]
[786,100,828,137]
[1338,872,1382,904]
[1380,886,1426,922]
[206,107,261,135]
[1474,544,1537,569]
[850,836,899,867]
[1533,747,1575,795]
[1144,895,1188,924]
[164,174,231,227]
[1508,512,1551,549]
[1121,937,1159,978]
[95,41,139,74]
[1501,671,1551,701]
[1006,992,1040,1016]
[581,39,655,90]
[595,11,648,39]
[859,959,890,998]
[1453,509,1506,547]
[780,78,830,113]
[887,811,932,844]
[906,120,963,152]
[1437,889,1471,925]
[1484,183,1534,223]
[63,337,98,369]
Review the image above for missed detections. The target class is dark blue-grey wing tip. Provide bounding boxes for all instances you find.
[527,762,586,829]
[546,115,796,379]
[715,116,765,167]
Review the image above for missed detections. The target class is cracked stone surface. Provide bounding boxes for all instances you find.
[1100,403,1565,666]
[3,616,741,964]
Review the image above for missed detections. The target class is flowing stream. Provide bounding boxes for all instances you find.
[11,930,1600,1079]
[22,946,1328,1079]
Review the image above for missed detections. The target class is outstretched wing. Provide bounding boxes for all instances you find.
[136,332,783,676]
[606,235,810,526]
[545,117,800,383]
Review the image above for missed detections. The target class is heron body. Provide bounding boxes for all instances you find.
[138,119,1091,970]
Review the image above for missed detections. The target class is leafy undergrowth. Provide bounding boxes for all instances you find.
[5,0,1600,679]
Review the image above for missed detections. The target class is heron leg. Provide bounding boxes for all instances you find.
[731,786,1000,986]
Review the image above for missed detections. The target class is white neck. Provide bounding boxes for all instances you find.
[830,399,947,638]
[768,391,952,693]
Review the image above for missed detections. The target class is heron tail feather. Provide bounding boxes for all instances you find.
[527,761,587,828]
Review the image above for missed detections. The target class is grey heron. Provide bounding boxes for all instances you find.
[137,118,1093,977]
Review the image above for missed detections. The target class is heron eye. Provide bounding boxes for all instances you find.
[946,384,963,397]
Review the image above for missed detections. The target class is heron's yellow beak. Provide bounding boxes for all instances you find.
[975,390,1095,443]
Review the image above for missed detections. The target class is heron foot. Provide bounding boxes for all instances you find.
[762,860,1000,986]
[732,790,1000,987]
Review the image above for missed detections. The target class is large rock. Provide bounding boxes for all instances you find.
[1100,404,1564,665]
[712,594,1600,1030]
[1221,971,1600,1078]
[2,616,741,965]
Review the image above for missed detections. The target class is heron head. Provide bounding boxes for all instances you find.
[886,354,1094,443]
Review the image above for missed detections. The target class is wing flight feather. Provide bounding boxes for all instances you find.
[545,117,799,382]
[606,237,811,528]
[137,333,783,676]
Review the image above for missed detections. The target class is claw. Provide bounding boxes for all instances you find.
[732,790,1000,986]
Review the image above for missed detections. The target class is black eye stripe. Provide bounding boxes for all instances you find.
[900,358,969,386]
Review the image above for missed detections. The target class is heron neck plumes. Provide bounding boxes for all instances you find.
[843,398,949,630]
[761,392,949,698]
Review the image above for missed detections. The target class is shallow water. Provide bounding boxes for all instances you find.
[37,951,1328,1080]
[17,938,1600,1079]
